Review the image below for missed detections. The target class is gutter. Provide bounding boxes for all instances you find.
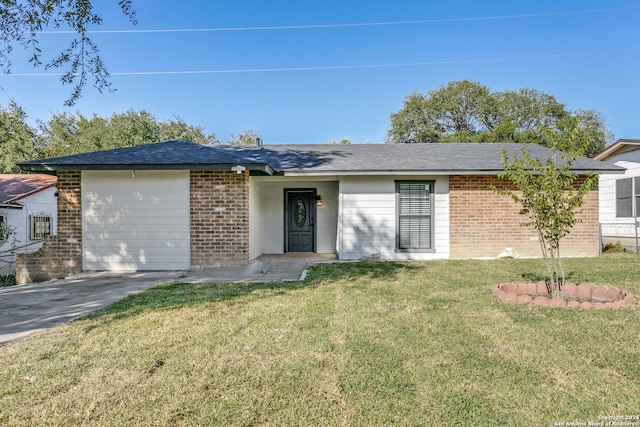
[19,163,275,176]
[0,202,23,210]
[279,168,626,177]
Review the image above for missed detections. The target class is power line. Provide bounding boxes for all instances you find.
[3,49,637,77]
[35,7,639,34]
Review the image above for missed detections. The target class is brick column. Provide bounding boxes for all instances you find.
[16,171,83,284]
[190,170,250,268]
[449,175,599,259]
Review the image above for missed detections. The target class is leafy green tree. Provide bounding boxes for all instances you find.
[0,101,40,173]
[387,80,612,156]
[39,110,218,157]
[493,130,598,298]
[228,129,262,145]
[0,1,137,105]
[158,117,219,146]
[324,138,352,144]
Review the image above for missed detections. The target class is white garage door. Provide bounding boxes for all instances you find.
[82,170,190,270]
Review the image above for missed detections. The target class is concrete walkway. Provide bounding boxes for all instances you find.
[0,254,336,346]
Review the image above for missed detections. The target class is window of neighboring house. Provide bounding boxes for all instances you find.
[616,177,640,218]
[396,181,434,251]
[0,213,7,242]
[633,176,640,217]
[30,214,52,240]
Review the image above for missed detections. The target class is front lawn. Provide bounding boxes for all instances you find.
[1,255,639,426]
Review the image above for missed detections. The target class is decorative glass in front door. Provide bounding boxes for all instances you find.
[295,199,306,228]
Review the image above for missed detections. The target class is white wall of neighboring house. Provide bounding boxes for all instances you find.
[600,159,640,242]
[337,175,450,261]
[0,186,58,255]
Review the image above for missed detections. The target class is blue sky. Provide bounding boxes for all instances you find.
[1,0,639,145]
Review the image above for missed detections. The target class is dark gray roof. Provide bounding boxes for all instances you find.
[19,140,275,174]
[18,140,624,175]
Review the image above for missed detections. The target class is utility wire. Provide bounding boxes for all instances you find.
[35,7,639,34]
[3,49,637,77]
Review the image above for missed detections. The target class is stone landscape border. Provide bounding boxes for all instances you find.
[493,281,635,309]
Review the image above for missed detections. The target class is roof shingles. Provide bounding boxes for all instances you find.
[0,174,57,204]
[18,140,623,175]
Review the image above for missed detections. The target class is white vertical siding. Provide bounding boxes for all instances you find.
[249,179,263,260]
[600,160,640,237]
[338,175,449,260]
[82,170,190,270]
[249,177,339,256]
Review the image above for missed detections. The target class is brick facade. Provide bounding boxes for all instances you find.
[16,170,251,283]
[449,175,600,259]
[14,168,599,283]
[16,171,83,284]
[189,170,250,268]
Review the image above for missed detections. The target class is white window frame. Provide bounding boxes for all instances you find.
[0,212,7,242]
[616,177,640,218]
[30,214,52,240]
[395,180,435,252]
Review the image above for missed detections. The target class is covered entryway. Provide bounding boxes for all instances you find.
[82,170,190,270]
[285,189,316,252]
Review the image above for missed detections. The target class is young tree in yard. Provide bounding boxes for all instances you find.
[494,130,598,298]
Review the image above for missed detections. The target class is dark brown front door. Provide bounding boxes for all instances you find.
[285,190,315,252]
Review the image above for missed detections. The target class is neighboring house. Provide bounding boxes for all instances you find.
[594,138,640,249]
[0,174,58,257]
[15,140,621,283]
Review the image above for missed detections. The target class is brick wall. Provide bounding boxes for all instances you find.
[16,171,82,284]
[190,170,250,268]
[449,175,600,259]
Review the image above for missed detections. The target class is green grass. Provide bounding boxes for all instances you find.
[0,274,16,287]
[1,255,639,426]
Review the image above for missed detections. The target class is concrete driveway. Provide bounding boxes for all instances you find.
[0,271,183,345]
[0,254,336,345]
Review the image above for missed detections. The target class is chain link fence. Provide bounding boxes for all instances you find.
[0,251,16,277]
[601,222,640,254]
[0,241,45,284]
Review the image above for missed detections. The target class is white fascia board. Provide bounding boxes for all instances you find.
[281,170,469,177]
[281,168,624,177]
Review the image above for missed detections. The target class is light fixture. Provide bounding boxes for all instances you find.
[232,165,247,174]
[316,195,323,206]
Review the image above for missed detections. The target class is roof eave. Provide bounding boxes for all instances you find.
[19,163,275,176]
[0,202,22,209]
[594,140,640,161]
[7,182,57,203]
[280,168,625,176]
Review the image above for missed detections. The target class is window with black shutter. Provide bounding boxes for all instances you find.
[616,178,634,218]
[396,181,434,251]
